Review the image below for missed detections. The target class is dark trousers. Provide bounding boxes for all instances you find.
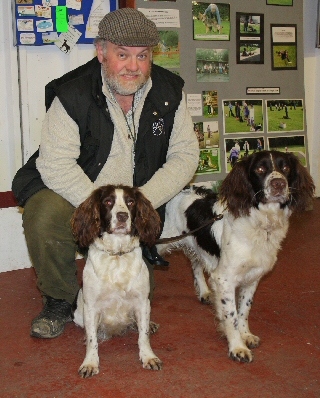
[22,189,154,304]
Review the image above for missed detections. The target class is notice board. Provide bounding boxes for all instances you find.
[14,0,118,47]
[136,0,306,186]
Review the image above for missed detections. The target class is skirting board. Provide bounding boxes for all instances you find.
[0,207,31,272]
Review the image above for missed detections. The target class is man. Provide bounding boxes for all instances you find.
[12,8,199,339]
[204,3,221,27]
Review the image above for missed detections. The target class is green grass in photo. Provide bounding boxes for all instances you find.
[268,145,306,166]
[267,0,292,5]
[194,19,230,40]
[267,104,304,132]
[196,149,220,174]
[273,45,296,68]
[239,22,260,34]
[152,52,180,69]
[224,105,263,133]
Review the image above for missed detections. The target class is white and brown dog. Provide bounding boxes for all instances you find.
[72,185,162,378]
[158,151,314,362]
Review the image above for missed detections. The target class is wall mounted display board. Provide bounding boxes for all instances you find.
[14,0,118,46]
[137,0,306,186]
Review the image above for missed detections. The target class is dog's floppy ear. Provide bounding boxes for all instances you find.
[219,157,254,218]
[71,189,103,248]
[133,189,161,246]
[287,153,315,211]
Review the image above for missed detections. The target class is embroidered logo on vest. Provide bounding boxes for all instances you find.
[152,118,165,136]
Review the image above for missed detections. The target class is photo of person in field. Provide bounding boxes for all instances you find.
[224,137,264,172]
[266,99,304,132]
[192,2,230,41]
[272,45,297,69]
[152,30,180,70]
[268,135,307,166]
[223,99,263,133]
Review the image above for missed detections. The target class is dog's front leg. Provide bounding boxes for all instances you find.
[237,281,260,349]
[211,274,253,363]
[78,305,100,378]
[135,299,162,370]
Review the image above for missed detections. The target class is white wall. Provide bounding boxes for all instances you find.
[0,1,21,192]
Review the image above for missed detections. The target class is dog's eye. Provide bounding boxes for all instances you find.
[256,166,266,174]
[282,165,290,173]
[126,200,135,207]
[103,198,113,206]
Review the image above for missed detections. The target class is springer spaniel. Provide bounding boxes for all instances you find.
[158,150,314,362]
[72,185,162,378]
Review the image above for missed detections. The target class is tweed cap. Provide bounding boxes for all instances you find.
[98,8,160,47]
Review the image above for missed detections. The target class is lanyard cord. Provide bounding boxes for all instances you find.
[122,94,136,148]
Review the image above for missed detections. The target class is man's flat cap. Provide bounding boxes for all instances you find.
[98,8,159,47]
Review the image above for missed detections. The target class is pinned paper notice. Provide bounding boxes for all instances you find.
[55,24,82,54]
[56,6,69,33]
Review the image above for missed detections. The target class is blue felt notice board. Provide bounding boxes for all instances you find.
[14,0,118,46]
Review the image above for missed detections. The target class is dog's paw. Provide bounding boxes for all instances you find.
[245,334,260,349]
[149,321,160,334]
[200,292,214,305]
[142,357,163,370]
[229,347,253,363]
[78,364,100,378]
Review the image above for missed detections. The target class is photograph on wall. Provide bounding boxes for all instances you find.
[268,135,307,166]
[238,42,262,64]
[196,48,229,82]
[192,2,230,41]
[266,0,293,5]
[222,99,263,134]
[271,24,297,70]
[152,30,180,69]
[236,13,264,64]
[266,99,304,132]
[194,121,219,150]
[196,148,221,175]
[225,137,264,172]
[203,91,218,118]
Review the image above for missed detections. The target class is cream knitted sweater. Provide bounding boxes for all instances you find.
[37,76,199,209]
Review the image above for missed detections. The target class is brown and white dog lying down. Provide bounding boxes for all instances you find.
[72,185,162,378]
[158,150,314,363]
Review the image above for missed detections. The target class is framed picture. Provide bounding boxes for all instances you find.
[192,2,230,41]
[271,24,297,70]
[317,0,320,47]
[266,0,293,5]
[236,13,264,64]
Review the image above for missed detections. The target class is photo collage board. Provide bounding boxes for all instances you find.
[138,0,306,187]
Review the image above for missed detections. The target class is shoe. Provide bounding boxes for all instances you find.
[30,296,72,339]
[142,245,169,266]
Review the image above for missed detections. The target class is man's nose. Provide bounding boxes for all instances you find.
[126,56,139,71]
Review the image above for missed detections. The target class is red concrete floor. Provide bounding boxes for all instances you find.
[1,199,320,398]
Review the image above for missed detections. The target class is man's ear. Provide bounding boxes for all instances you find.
[96,43,104,63]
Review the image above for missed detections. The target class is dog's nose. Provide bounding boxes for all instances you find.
[117,212,129,222]
[271,178,286,192]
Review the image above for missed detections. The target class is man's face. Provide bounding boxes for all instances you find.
[97,41,152,96]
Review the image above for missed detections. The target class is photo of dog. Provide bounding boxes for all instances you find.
[198,11,222,34]
[158,151,314,363]
[72,185,162,378]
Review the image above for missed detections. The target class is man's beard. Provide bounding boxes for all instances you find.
[103,63,151,96]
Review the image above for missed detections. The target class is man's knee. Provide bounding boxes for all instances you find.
[23,189,75,234]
